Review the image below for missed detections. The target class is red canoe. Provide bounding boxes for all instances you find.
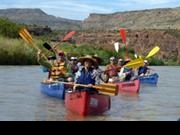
[116,79,140,93]
[65,91,111,116]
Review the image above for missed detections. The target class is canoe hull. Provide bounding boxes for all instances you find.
[116,79,140,93]
[139,73,159,85]
[65,91,111,116]
[40,82,65,99]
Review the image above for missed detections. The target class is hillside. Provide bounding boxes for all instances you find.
[83,7,180,30]
[0,8,81,30]
[1,7,180,65]
[74,30,180,64]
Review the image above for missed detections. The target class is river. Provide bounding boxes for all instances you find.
[0,66,180,121]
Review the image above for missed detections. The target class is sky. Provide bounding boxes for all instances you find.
[0,0,180,20]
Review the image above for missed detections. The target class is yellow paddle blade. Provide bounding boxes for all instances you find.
[145,46,160,59]
[19,32,31,44]
[124,58,144,68]
[19,28,33,44]
[19,28,49,61]
[93,84,118,96]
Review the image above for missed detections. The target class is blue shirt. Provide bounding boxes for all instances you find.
[75,67,98,85]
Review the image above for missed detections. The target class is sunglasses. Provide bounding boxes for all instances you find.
[71,59,77,61]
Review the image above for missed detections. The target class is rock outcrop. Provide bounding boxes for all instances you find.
[83,7,180,30]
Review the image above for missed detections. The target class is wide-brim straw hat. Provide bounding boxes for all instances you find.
[92,55,103,64]
[79,55,97,66]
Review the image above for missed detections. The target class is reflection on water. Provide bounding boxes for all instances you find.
[0,66,180,121]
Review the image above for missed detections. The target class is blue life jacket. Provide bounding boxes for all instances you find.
[138,66,148,75]
[123,67,133,81]
[77,68,95,85]
[123,67,132,73]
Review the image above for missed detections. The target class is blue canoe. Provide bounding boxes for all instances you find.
[40,82,66,99]
[138,73,159,85]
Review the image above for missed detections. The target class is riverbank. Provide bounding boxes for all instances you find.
[0,35,167,66]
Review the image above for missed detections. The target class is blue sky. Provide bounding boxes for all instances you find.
[0,0,180,20]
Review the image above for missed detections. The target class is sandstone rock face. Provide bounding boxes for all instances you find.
[83,7,180,30]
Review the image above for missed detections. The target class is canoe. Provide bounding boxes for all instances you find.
[40,82,66,99]
[138,73,159,85]
[116,79,140,93]
[65,91,111,116]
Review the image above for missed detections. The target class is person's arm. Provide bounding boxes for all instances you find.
[104,65,109,76]
[73,70,81,91]
[37,51,52,70]
[64,64,73,78]
[93,69,101,85]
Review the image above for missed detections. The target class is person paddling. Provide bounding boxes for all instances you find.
[105,57,120,82]
[138,60,150,76]
[37,50,73,83]
[73,55,100,92]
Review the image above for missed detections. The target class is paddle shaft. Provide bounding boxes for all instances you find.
[50,81,118,96]
[47,31,76,52]
[19,28,48,61]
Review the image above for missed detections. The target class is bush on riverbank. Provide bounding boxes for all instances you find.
[0,36,40,65]
[0,18,22,38]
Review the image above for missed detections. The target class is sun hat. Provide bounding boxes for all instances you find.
[110,57,116,61]
[118,58,123,62]
[70,57,78,61]
[144,60,148,63]
[92,55,103,64]
[78,55,97,66]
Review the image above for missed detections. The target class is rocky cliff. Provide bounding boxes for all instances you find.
[83,7,180,30]
[0,8,81,30]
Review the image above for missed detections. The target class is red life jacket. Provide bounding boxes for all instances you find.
[105,64,119,78]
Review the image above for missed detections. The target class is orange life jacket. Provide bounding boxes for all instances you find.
[50,62,67,80]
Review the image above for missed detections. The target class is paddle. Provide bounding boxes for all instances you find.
[43,31,76,52]
[114,42,119,53]
[77,83,118,96]
[51,81,118,96]
[43,42,54,52]
[19,28,48,61]
[102,58,144,75]
[124,58,144,68]
[120,28,126,44]
[120,28,129,58]
[145,46,160,59]
[62,31,76,42]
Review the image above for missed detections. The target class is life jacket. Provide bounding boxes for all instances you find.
[138,66,148,75]
[123,67,134,81]
[76,67,96,85]
[50,62,67,80]
[105,64,119,78]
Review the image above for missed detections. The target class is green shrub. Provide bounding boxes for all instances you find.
[148,57,165,66]
[0,18,22,38]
